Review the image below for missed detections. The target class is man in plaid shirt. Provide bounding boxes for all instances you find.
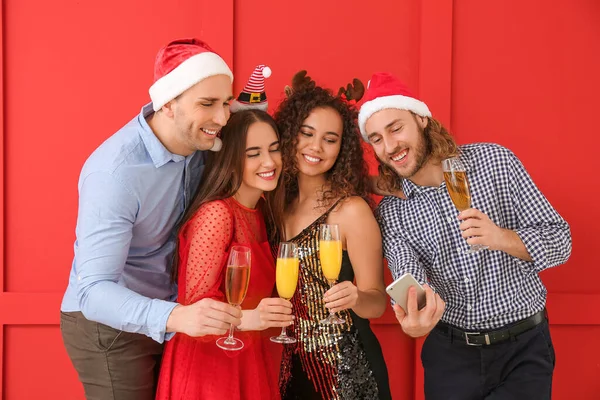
[358,72,571,400]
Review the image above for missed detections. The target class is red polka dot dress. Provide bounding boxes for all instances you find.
[156,198,279,400]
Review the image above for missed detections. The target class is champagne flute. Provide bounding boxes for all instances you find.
[442,157,488,254]
[216,245,251,351]
[270,242,299,344]
[319,224,345,325]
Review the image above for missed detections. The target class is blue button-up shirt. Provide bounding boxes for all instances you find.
[61,103,204,342]
[378,143,571,330]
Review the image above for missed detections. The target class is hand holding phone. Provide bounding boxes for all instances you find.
[386,273,446,338]
[385,273,426,312]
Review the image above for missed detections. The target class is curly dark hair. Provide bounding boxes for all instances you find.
[268,84,372,240]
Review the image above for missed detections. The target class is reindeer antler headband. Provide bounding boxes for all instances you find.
[284,70,365,104]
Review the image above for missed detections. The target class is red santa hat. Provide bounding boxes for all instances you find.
[149,38,233,112]
[358,72,431,141]
[230,64,272,112]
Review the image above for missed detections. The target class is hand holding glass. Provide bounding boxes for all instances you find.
[442,157,488,254]
[270,242,299,344]
[319,224,345,325]
[216,246,251,351]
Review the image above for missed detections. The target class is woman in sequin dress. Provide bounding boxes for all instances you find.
[156,110,293,400]
[268,73,392,400]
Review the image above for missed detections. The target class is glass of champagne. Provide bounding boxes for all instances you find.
[319,224,345,325]
[216,245,251,351]
[270,242,299,344]
[442,157,488,254]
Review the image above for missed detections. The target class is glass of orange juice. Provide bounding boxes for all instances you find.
[319,224,344,325]
[270,242,299,344]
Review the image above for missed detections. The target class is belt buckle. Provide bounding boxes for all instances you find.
[464,331,490,346]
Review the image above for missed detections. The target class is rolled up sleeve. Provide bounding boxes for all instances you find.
[508,151,572,273]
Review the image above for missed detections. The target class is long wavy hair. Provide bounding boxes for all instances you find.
[171,109,281,281]
[269,76,372,241]
[375,114,459,193]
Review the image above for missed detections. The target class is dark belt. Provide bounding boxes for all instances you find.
[434,309,546,346]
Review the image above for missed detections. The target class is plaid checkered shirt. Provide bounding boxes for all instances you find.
[377,143,571,330]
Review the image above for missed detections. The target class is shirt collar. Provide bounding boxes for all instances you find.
[458,148,472,172]
[137,103,187,167]
[401,178,418,198]
[401,147,472,198]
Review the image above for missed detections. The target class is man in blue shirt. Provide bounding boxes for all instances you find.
[60,38,242,400]
[359,72,571,399]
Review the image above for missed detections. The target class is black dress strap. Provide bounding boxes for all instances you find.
[287,197,347,242]
[321,197,345,219]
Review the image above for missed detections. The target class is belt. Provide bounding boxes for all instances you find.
[434,309,546,346]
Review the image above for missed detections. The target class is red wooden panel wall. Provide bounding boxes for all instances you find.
[1,0,598,399]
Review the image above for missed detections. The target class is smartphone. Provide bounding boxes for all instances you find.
[385,273,426,312]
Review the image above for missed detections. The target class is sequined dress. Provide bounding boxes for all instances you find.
[156,198,280,400]
[279,200,391,400]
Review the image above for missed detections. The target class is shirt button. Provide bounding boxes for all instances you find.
[77,275,81,281]
[464,277,470,283]
[446,216,453,223]
[467,305,473,311]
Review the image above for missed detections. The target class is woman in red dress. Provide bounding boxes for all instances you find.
[156,109,293,400]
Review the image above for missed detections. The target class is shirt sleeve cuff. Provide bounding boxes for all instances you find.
[515,228,547,273]
[148,299,178,343]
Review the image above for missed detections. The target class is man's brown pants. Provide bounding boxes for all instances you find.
[60,311,164,400]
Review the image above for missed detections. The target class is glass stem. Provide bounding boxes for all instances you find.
[226,323,235,342]
[280,326,286,337]
[329,280,336,316]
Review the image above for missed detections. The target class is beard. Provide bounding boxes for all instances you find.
[382,124,432,180]
[177,116,213,152]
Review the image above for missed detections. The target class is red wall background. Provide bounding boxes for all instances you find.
[1,0,598,398]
